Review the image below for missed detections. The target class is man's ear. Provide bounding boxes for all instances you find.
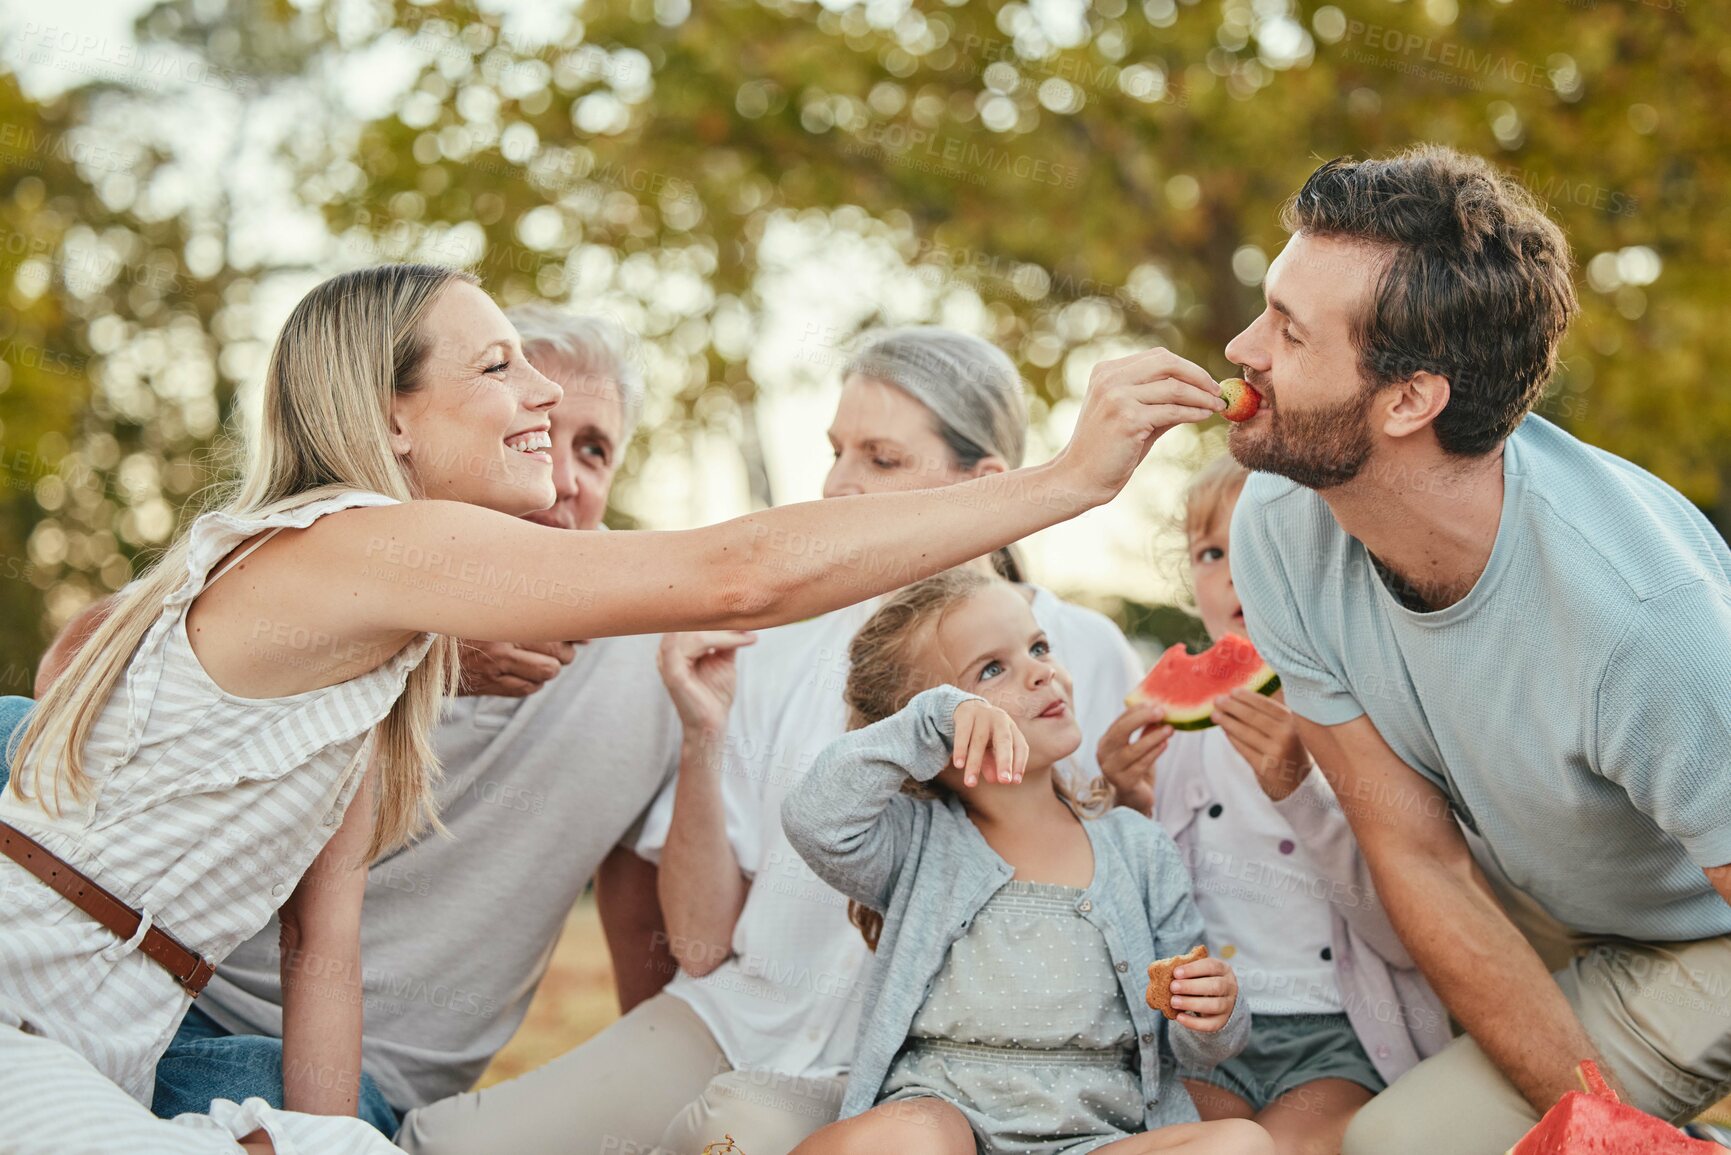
[967,455,1009,480]
[1380,371,1450,441]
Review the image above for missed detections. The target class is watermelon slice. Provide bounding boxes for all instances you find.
[1506,1061,1721,1154]
[1125,634,1279,729]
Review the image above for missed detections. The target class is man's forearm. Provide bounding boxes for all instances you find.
[1378,848,1609,1111]
[656,732,748,977]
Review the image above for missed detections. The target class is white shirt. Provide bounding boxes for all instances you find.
[635,586,1142,1077]
[1158,728,1343,1016]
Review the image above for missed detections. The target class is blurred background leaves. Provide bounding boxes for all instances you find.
[3,0,1727,679]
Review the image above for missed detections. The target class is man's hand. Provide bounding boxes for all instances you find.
[1096,701,1172,816]
[457,638,578,697]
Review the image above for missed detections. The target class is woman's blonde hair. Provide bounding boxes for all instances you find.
[10,264,471,858]
[842,567,1111,950]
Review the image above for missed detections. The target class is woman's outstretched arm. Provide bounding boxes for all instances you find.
[336,353,1221,642]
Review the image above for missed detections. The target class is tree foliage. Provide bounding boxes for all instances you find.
[3,0,1727,671]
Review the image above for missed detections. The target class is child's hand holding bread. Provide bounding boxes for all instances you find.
[1145,945,1239,1033]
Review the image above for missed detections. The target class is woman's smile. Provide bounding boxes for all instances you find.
[505,426,554,465]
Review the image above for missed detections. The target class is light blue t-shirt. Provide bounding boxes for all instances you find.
[1230,415,1731,942]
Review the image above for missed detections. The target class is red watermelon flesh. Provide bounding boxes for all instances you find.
[1507,1062,1721,1155]
[1125,634,1279,729]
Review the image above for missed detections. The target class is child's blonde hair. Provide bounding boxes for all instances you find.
[842,567,1111,950]
[9,265,468,859]
[1183,453,1251,543]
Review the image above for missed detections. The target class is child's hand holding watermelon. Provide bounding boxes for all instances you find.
[1096,701,1174,817]
[1212,688,1314,801]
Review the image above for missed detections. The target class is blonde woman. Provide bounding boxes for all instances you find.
[0,264,1226,1154]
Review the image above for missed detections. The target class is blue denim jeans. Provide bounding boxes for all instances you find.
[0,694,30,788]
[153,1004,402,1136]
[0,697,400,1136]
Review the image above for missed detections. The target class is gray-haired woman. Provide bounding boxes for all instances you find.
[394,328,1150,1155]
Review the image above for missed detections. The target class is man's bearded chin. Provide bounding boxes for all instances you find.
[1227,387,1377,491]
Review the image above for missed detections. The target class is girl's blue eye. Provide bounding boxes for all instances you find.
[1196,546,1225,564]
[979,660,1003,680]
[1031,640,1049,658]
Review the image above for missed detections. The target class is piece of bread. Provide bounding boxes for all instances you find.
[1145,944,1209,1020]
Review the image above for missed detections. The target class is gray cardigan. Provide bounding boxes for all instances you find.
[782,685,1250,1127]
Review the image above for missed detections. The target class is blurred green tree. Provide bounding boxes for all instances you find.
[0,69,228,682]
[300,0,1728,523]
[4,0,1728,673]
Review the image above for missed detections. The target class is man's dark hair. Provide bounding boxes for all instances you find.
[1282,145,1579,456]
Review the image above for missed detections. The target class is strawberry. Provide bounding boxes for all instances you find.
[1219,377,1262,423]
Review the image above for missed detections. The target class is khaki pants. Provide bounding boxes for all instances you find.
[395,992,845,1155]
[1343,857,1731,1155]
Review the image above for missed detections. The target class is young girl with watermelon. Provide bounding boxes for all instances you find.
[782,567,1274,1155]
[1097,454,1450,1155]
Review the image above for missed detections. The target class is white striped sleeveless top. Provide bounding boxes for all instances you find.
[0,489,434,1103]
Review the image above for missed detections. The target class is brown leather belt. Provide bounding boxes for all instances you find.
[0,820,216,997]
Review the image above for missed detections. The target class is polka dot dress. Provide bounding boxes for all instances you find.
[879,879,1143,1155]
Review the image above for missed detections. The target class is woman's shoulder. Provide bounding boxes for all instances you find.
[186,487,401,550]
[175,489,407,598]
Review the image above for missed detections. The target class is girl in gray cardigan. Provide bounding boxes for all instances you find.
[783,569,1273,1155]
